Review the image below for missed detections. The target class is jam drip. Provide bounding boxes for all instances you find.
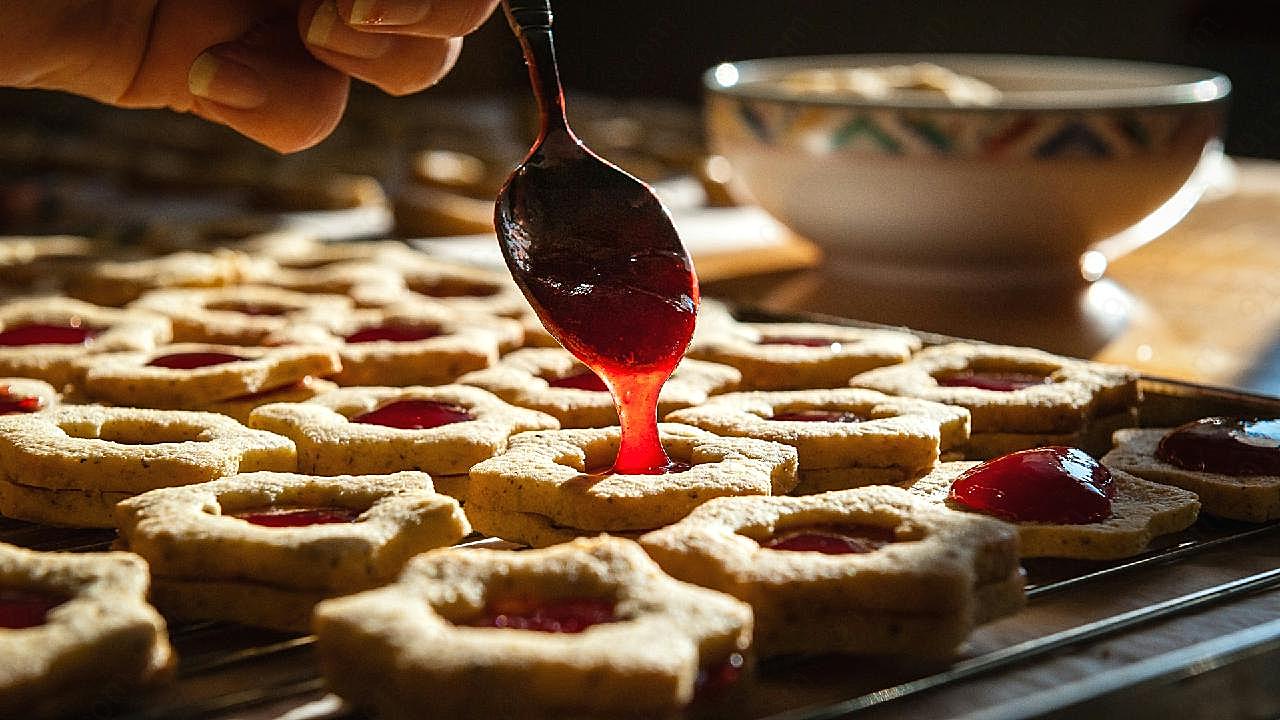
[949,446,1116,524]
[0,322,98,346]
[545,369,608,392]
[0,589,66,629]
[351,399,473,429]
[1155,417,1280,476]
[0,386,43,415]
[934,370,1051,392]
[762,524,897,555]
[757,335,839,349]
[344,324,441,344]
[770,409,866,423]
[233,506,362,527]
[147,352,246,370]
[469,596,617,633]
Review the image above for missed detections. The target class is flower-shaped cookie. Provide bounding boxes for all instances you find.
[79,343,341,409]
[0,543,173,719]
[458,348,741,428]
[249,385,557,477]
[466,424,799,544]
[0,297,172,387]
[66,249,277,306]
[639,485,1022,657]
[313,537,753,720]
[1104,425,1280,522]
[116,471,469,631]
[0,235,98,292]
[0,406,296,527]
[851,343,1140,458]
[688,321,921,390]
[0,378,59,417]
[667,388,970,493]
[130,285,353,345]
[351,257,528,318]
[905,460,1200,559]
[240,234,422,270]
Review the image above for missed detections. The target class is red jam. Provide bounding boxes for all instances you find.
[469,596,617,633]
[934,370,1051,392]
[0,589,66,629]
[949,446,1116,524]
[769,409,866,423]
[208,302,290,317]
[351,399,473,429]
[0,322,98,346]
[147,352,246,370]
[546,369,608,392]
[757,335,840,349]
[762,524,897,554]
[1155,417,1280,476]
[344,324,441,344]
[232,506,362,527]
[0,386,43,415]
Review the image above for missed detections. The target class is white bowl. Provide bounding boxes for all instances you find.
[704,54,1229,285]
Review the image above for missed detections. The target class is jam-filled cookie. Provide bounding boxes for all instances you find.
[0,297,172,388]
[904,449,1200,559]
[0,235,98,293]
[79,343,341,410]
[0,378,59,417]
[66,249,277,306]
[666,388,970,494]
[351,257,529,318]
[687,321,921,390]
[457,348,741,428]
[0,406,296,527]
[639,485,1023,657]
[1103,419,1280,522]
[313,537,753,720]
[115,470,469,631]
[130,285,353,345]
[465,424,798,545]
[248,385,557,496]
[851,343,1139,458]
[0,543,174,719]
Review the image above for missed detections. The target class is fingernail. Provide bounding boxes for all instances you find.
[188,51,268,109]
[309,0,394,59]
[346,0,431,26]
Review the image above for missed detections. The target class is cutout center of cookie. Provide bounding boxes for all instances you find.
[206,301,292,317]
[351,399,473,429]
[231,505,363,527]
[949,446,1116,524]
[769,409,867,423]
[1155,416,1280,476]
[545,369,608,392]
[933,369,1051,392]
[411,280,501,299]
[0,322,99,346]
[344,324,441,344]
[757,335,841,350]
[147,351,247,370]
[761,524,897,554]
[0,386,43,415]
[467,596,618,633]
[0,588,66,629]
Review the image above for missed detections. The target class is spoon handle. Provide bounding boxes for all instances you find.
[501,0,569,136]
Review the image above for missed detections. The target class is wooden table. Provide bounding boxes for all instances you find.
[702,158,1280,398]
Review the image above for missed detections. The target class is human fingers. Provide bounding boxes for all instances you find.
[333,0,499,38]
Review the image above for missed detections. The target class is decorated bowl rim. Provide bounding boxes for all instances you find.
[704,54,1231,112]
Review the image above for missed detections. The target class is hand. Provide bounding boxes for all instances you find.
[0,0,499,152]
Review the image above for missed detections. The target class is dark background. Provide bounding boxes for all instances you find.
[437,0,1280,159]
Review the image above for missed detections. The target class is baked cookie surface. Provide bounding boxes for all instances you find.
[130,285,353,345]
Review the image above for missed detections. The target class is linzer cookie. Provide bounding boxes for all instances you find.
[0,543,174,719]
[667,388,970,493]
[905,450,1200,559]
[688,321,920,390]
[248,385,557,478]
[465,424,798,546]
[640,485,1023,657]
[79,343,341,409]
[202,377,339,424]
[0,379,58,416]
[0,297,172,388]
[268,260,405,300]
[851,343,1139,458]
[0,235,98,292]
[130,285,353,345]
[66,249,277,306]
[314,537,753,720]
[115,471,469,631]
[350,257,528,318]
[0,406,296,527]
[458,348,741,428]
[240,234,423,270]
[1104,419,1280,522]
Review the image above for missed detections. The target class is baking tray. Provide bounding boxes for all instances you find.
[6,310,1280,720]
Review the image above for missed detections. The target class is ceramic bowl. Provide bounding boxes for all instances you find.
[704,54,1230,284]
